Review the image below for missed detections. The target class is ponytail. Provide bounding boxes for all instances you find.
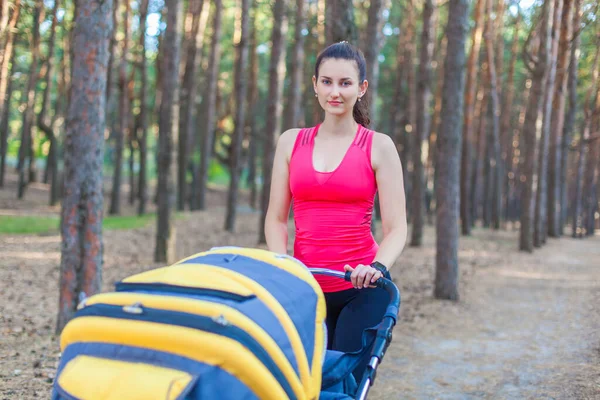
[353,95,370,128]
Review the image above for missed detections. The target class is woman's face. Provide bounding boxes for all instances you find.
[313,58,368,118]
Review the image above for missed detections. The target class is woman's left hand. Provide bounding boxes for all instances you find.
[344,264,383,289]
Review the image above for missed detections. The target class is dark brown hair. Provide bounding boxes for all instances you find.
[314,42,371,128]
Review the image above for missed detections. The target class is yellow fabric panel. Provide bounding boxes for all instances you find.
[177,247,326,398]
[81,291,304,398]
[121,264,254,297]
[57,355,193,400]
[61,317,293,400]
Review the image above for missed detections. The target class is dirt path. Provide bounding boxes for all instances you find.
[371,231,600,400]
[1,180,599,399]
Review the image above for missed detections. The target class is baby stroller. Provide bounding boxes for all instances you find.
[52,247,400,400]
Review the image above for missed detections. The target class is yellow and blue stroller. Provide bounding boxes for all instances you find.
[52,247,400,400]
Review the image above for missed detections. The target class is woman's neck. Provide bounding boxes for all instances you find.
[319,114,358,137]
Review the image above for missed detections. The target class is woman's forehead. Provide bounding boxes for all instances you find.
[318,58,360,78]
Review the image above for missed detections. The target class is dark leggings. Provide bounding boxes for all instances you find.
[324,284,390,381]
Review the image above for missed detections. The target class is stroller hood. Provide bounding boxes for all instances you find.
[53,247,328,400]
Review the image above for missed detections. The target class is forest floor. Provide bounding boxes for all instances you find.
[0,173,599,399]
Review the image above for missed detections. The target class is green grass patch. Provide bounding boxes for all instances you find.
[0,215,60,235]
[0,212,179,235]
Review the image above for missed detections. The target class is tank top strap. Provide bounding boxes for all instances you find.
[354,125,374,161]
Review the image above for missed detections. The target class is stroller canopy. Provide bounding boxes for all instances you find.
[54,247,328,400]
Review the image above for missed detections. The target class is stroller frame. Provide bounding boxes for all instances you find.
[308,268,401,400]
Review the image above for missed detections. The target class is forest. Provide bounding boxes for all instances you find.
[1,0,599,398]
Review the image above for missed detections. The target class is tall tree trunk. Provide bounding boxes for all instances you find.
[548,0,573,237]
[38,0,60,202]
[177,0,205,211]
[310,0,326,125]
[137,0,149,215]
[534,0,562,247]
[196,0,222,210]
[17,0,43,199]
[246,3,259,209]
[583,100,600,236]
[155,0,182,262]
[434,0,468,301]
[426,36,447,221]
[390,15,406,148]
[410,0,436,246]
[574,47,600,237]
[325,0,356,44]
[259,0,288,244]
[501,11,521,224]
[224,0,251,232]
[363,0,389,130]
[109,0,130,215]
[484,0,502,229]
[520,0,552,252]
[284,0,306,131]
[402,1,416,217]
[560,0,581,234]
[0,57,13,188]
[471,74,488,225]
[0,0,18,188]
[0,0,19,187]
[460,0,485,235]
[57,0,113,334]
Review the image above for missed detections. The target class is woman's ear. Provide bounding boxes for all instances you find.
[359,79,369,97]
[312,75,318,93]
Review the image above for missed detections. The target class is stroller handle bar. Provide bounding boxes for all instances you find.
[307,268,400,323]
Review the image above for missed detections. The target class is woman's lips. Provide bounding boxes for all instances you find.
[328,101,342,106]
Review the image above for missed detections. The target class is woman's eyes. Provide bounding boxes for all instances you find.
[321,80,352,86]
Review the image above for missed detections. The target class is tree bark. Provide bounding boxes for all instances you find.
[196,0,222,211]
[401,1,416,216]
[38,0,60,201]
[177,0,206,211]
[225,0,251,232]
[155,0,182,263]
[471,72,488,225]
[560,0,581,234]
[57,0,113,334]
[0,0,19,187]
[259,0,288,244]
[325,0,356,45]
[17,0,43,199]
[246,3,259,209]
[483,0,502,230]
[0,0,18,188]
[548,0,573,237]
[410,0,436,246]
[137,0,149,215]
[363,0,390,131]
[284,0,306,131]
[501,11,521,224]
[460,0,485,235]
[520,0,552,252]
[434,0,468,301]
[534,0,562,247]
[109,0,130,215]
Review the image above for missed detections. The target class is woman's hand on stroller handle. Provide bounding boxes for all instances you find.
[343,264,383,289]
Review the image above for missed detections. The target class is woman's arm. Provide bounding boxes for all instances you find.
[371,133,408,271]
[264,129,299,254]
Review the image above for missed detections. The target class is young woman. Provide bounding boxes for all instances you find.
[264,42,407,380]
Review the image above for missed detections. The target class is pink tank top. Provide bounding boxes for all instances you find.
[289,124,378,292]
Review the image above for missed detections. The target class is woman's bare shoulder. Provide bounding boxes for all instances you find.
[277,128,303,159]
[370,131,400,168]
